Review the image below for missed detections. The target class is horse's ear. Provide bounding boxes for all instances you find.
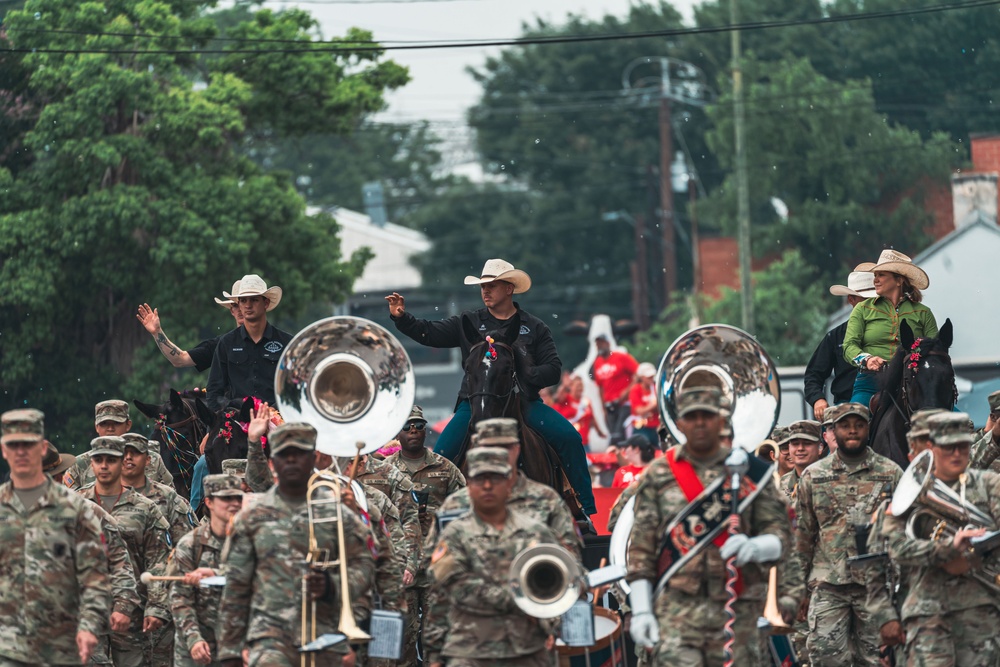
[133,399,161,420]
[194,397,214,426]
[169,389,184,410]
[461,314,480,343]
[239,397,255,422]
[939,318,953,349]
[900,319,915,349]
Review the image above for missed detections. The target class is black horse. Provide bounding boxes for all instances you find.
[457,313,587,520]
[135,388,212,499]
[868,318,956,469]
[203,398,253,475]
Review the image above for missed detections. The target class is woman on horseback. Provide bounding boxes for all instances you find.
[385,259,596,516]
[843,249,938,409]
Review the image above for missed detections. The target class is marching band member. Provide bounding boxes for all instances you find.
[426,446,562,667]
[882,413,1000,666]
[626,387,791,666]
[795,403,900,666]
[169,474,243,667]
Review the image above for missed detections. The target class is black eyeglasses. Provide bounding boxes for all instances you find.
[404,421,426,431]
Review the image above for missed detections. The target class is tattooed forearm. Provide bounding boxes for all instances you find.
[155,332,182,357]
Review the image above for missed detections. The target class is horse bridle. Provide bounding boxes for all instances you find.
[466,339,523,415]
[155,403,207,470]
[898,340,958,421]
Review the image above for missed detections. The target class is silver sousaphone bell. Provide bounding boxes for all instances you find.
[275,316,415,457]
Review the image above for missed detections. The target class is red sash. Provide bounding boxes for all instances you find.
[665,448,743,592]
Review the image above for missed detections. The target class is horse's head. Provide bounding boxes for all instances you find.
[462,312,523,423]
[204,397,253,475]
[134,388,212,493]
[895,318,956,412]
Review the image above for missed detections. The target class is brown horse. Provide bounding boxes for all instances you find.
[457,313,587,520]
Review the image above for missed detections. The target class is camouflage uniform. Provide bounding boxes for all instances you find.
[169,475,243,667]
[354,454,423,578]
[76,437,173,667]
[626,444,791,666]
[384,407,466,667]
[794,403,901,667]
[0,409,112,666]
[90,503,142,666]
[245,435,272,493]
[216,423,376,666]
[425,447,560,667]
[882,413,1000,666]
[63,400,172,490]
[361,483,406,612]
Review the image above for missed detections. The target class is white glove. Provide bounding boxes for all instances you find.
[719,534,783,566]
[627,579,659,648]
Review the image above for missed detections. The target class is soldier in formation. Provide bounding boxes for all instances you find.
[778,420,824,499]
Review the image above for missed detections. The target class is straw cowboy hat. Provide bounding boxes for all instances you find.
[829,272,877,299]
[854,249,929,290]
[223,274,283,311]
[214,280,241,308]
[464,259,532,294]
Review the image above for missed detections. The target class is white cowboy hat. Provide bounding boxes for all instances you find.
[829,272,877,299]
[223,274,283,311]
[463,259,532,294]
[854,249,929,290]
[214,280,241,308]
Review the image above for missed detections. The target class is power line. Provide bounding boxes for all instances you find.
[4,0,999,55]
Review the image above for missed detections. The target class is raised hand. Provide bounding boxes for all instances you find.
[136,303,161,335]
[247,403,272,444]
[384,292,405,318]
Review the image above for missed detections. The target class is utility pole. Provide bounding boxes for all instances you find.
[731,0,754,333]
[658,97,676,307]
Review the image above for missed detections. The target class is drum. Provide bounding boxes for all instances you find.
[556,606,624,659]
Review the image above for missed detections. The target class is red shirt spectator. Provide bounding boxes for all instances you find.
[611,433,656,488]
[553,375,604,447]
[628,363,660,430]
[591,338,639,404]
[612,464,646,488]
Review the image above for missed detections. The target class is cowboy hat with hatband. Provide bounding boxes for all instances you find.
[464,259,531,294]
[854,249,929,290]
[223,274,283,311]
[215,280,242,308]
[829,272,877,299]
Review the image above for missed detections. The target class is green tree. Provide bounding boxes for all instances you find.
[698,56,956,287]
[0,0,404,443]
[632,249,827,365]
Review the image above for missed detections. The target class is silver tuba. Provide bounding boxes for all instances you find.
[509,543,585,618]
[610,325,782,592]
[274,316,415,457]
[891,449,1000,591]
[656,324,781,452]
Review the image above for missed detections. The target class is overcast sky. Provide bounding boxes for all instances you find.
[293,0,699,122]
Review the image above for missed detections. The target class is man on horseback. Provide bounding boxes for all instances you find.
[386,259,596,516]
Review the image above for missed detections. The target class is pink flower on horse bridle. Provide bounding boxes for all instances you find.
[908,339,923,372]
[485,336,498,361]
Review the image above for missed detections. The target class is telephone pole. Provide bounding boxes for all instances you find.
[731,0,754,333]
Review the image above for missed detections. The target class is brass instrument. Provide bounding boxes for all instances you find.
[276,317,414,661]
[611,325,782,597]
[509,543,586,618]
[760,566,794,635]
[892,449,1000,591]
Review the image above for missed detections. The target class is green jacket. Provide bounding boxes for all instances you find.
[843,297,937,367]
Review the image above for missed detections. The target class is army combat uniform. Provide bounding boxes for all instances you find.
[794,404,900,667]
[89,503,142,666]
[65,447,174,490]
[354,454,424,578]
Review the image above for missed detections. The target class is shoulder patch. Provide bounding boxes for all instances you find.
[431,541,448,564]
[519,325,530,335]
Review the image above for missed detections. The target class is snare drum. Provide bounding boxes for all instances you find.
[556,606,623,658]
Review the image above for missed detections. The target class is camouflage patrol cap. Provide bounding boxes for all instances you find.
[907,408,947,440]
[771,426,789,447]
[474,418,519,446]
[406,405,427,424]
[989,390,1000,414]
[222,459,247,478]
[466,447,512,478]
[1,408,45,445]
[203,474,244,498]
[90,436,126,457]
[676,386,723,417]
[121,433,149,454]
[783,420,822,444]
[269,422,317,456]
[823,402,871,425]
[95,400,129,424]
[928,412,974,446]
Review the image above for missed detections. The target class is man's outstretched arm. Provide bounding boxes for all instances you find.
[137,303,195,368]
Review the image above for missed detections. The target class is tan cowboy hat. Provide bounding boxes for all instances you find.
[854,249,929,290]
[223,274,283,311]
[829,271,877,299]
[214,280,241,308]
[464,259,531,294]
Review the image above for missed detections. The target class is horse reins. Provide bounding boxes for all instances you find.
[156,406,206,471]
[466,339,522,416]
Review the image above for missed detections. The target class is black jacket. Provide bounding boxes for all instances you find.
[392,303,561,402]
[803,320,858,407]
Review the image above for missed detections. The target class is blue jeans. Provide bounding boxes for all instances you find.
[434,399,596,515]
[850,371,881,410]
[188,455,209,511]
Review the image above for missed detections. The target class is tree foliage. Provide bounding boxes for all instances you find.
[0,0,404,442]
